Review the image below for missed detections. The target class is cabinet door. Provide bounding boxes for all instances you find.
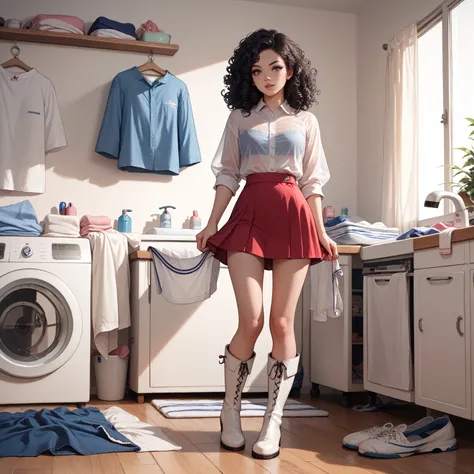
[310,265,351,392]
[415,266,471,418]
[149,262,273,392]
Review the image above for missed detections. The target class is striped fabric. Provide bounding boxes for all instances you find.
[152,399,329,419]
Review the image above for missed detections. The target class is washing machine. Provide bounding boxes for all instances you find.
[0,236,91,405]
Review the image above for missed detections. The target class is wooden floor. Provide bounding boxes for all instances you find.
[1,393,474,474]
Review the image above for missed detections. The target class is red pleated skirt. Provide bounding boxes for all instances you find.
[207,173,325,271]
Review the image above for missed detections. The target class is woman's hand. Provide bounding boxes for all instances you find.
[319,233,339,261]
[196,222,218,252]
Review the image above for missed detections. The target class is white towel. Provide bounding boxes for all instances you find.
[149,247,220,304]
[42,214,80,237]
[101,406,182,452]
[310,260,343,322]
[366,273,412,391]
[439,228,456,255]
[88,230,141,357]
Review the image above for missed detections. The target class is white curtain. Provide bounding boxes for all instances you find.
[381,23,419,233]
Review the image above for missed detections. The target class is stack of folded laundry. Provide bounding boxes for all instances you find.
[0,200,43,237]
[43,214,80,238]
[80,215,112,237]
[27,14,85,35]
[325,216,400,246]
[88,16,137,40]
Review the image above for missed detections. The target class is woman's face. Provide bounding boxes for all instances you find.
[251,49,293,98]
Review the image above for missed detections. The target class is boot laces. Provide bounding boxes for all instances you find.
[269,361,285,410]
[234,362,249,405]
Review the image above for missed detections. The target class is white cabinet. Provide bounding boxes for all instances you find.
[364,272,414,402]
[129,238,286,400]
[414,265,471,419]
[309,254,365,404]
[148,262,274,392]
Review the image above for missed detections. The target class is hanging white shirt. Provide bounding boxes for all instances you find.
[0,67,67,193]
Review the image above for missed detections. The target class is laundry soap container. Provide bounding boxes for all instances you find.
[93,347,129,401]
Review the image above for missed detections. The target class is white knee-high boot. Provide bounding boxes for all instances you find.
[219,345,255,451]
[252,353,300,459]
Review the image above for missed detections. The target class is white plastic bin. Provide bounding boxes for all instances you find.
[93,355,129,401]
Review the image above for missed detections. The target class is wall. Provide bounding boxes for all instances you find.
[0,0,357,230]
[357,0,441,223]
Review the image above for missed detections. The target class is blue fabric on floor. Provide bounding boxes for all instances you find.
[0,200,43,236]
[0,407,140,457]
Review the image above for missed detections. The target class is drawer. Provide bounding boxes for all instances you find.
[414,242,468,269]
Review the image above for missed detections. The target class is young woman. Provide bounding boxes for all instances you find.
[196,28,338,460]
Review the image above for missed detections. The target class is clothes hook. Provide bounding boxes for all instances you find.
[11,45,20,58]
[148,52,154,62]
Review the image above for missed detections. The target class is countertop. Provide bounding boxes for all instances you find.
[413,226,474,251]
[130,245,361,261]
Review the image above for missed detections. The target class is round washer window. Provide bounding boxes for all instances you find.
[0,279,72,365]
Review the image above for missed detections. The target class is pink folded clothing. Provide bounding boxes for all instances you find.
[80,215,111,227]
[80,224,112,237]
[137,20,159,39]
[30,14,85,32]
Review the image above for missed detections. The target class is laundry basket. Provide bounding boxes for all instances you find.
[93,354,129,401]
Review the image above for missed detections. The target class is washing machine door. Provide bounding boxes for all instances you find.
[0,268,83,378]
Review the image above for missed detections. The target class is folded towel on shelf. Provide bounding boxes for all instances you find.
[0,200,43,236]
[42,214,80,237]
[80,224,113,238]
[29,14,85,32]
[81,215,112,227]
[310,260,344,322]
[88,16,137,39]
[30,18,84,35]
[89,29,136,40]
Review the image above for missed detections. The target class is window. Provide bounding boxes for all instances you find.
[417,0,474,222]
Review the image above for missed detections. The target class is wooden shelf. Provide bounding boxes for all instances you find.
[0,27,179,56]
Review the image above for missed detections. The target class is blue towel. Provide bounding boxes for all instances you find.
[396,227,440,240]
[0,407,140,457]
[88,16,137,38]
[0,200,43,236]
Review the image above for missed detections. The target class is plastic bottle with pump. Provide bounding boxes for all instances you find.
[65,202,77,216]
[118,209,132,233]
[190,210,201,230]
[159,206,176,228]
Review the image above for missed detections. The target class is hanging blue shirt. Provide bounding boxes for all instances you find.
[95,67,201,175]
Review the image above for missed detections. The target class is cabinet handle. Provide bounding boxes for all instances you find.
[418,318,423,332]
[426,276,453,282]
[375,278,391,283]
[456,316,464,337]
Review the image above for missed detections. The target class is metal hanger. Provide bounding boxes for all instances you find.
[138,53,166,77]
[1,45,33,72]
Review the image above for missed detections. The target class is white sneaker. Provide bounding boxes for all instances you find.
[343,416,433,450]
[358,417,457,459]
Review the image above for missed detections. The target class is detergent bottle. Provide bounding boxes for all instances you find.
[159,206,176,228]
[118,209,132,233]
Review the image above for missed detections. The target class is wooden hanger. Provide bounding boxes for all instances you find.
[138,53,166,77]
[1,45,32,72]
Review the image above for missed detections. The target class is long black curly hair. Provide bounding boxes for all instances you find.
[222,29,320,116]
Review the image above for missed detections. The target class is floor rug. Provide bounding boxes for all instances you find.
[152,398,329,419]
